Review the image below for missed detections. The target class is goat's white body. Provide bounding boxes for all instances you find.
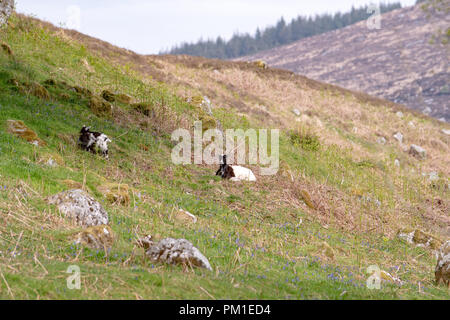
[229,166,256,182]
[95,134,111,158]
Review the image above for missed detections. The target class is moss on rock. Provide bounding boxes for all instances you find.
[131,102,154,117]
[71,225,114,250]
[6,120,46,146]
[98,183,130,205]
[89,96,112,118]
[101,90,116,102]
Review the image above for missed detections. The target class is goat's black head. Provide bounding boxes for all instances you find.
[80,126,91,134]
[216,154,230,178]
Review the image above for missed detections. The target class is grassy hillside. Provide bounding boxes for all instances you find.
[0,14,448,300]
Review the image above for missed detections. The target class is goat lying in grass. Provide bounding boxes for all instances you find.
[78,126,111,159]
[216,155,256,182]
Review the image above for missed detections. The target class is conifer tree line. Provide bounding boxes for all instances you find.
[162,3,403,59]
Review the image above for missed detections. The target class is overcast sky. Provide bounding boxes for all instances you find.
[16,0,416,54]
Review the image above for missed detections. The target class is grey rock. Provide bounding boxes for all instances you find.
[442,129,450,136]
[396,111,404,118]
[292,109,301,116]
[422,107,432,115]
[423,171,439,182]
[47,189,109,226]
[377,137,387,145]
[0,0,14,27]
[394,159,400,167]
[146,238,212,271]
[393,132,403,143]
[409,144,426,160]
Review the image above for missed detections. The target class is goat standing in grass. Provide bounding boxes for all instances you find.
[78,126,111,159]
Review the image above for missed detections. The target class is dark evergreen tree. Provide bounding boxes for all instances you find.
[163,3,402,59]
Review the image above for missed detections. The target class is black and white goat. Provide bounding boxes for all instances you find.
[216,155,256,182]
[78,126,111,159]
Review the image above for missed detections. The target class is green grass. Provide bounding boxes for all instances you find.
[0,15,448,300]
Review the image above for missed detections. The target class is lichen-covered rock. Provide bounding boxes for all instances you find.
[145,238,212,271]
[0,0,14,28]
[397,229,442,250]
[409,144,426,160]
[435,240,450,287]
[72,225,114,250]
[97,183,129,205]
[7,120,46,146]
[47,189,109,227]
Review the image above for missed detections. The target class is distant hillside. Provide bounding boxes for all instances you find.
[163,3,402,59]
[239,4,450,121]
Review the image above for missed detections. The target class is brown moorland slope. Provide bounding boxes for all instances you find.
[238,4,450,121]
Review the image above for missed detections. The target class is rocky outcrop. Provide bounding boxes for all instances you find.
[47,189,109,227]
[143,237,212,271]
[0,0,14,27]
[409,144,427,160]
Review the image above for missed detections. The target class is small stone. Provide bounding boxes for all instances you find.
[422,107,432,115]
[377,137,387,145]
[292,109,301,116]
[427,172,439,182]
[408,121,415,128]
[393,132,403,143]
[396,111,403,118]
[145,238,212,271]
[442,129,450,136]
[394,159,400,167]
[409,144,426,160]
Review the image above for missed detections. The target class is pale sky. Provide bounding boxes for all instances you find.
[16,0,417,54]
